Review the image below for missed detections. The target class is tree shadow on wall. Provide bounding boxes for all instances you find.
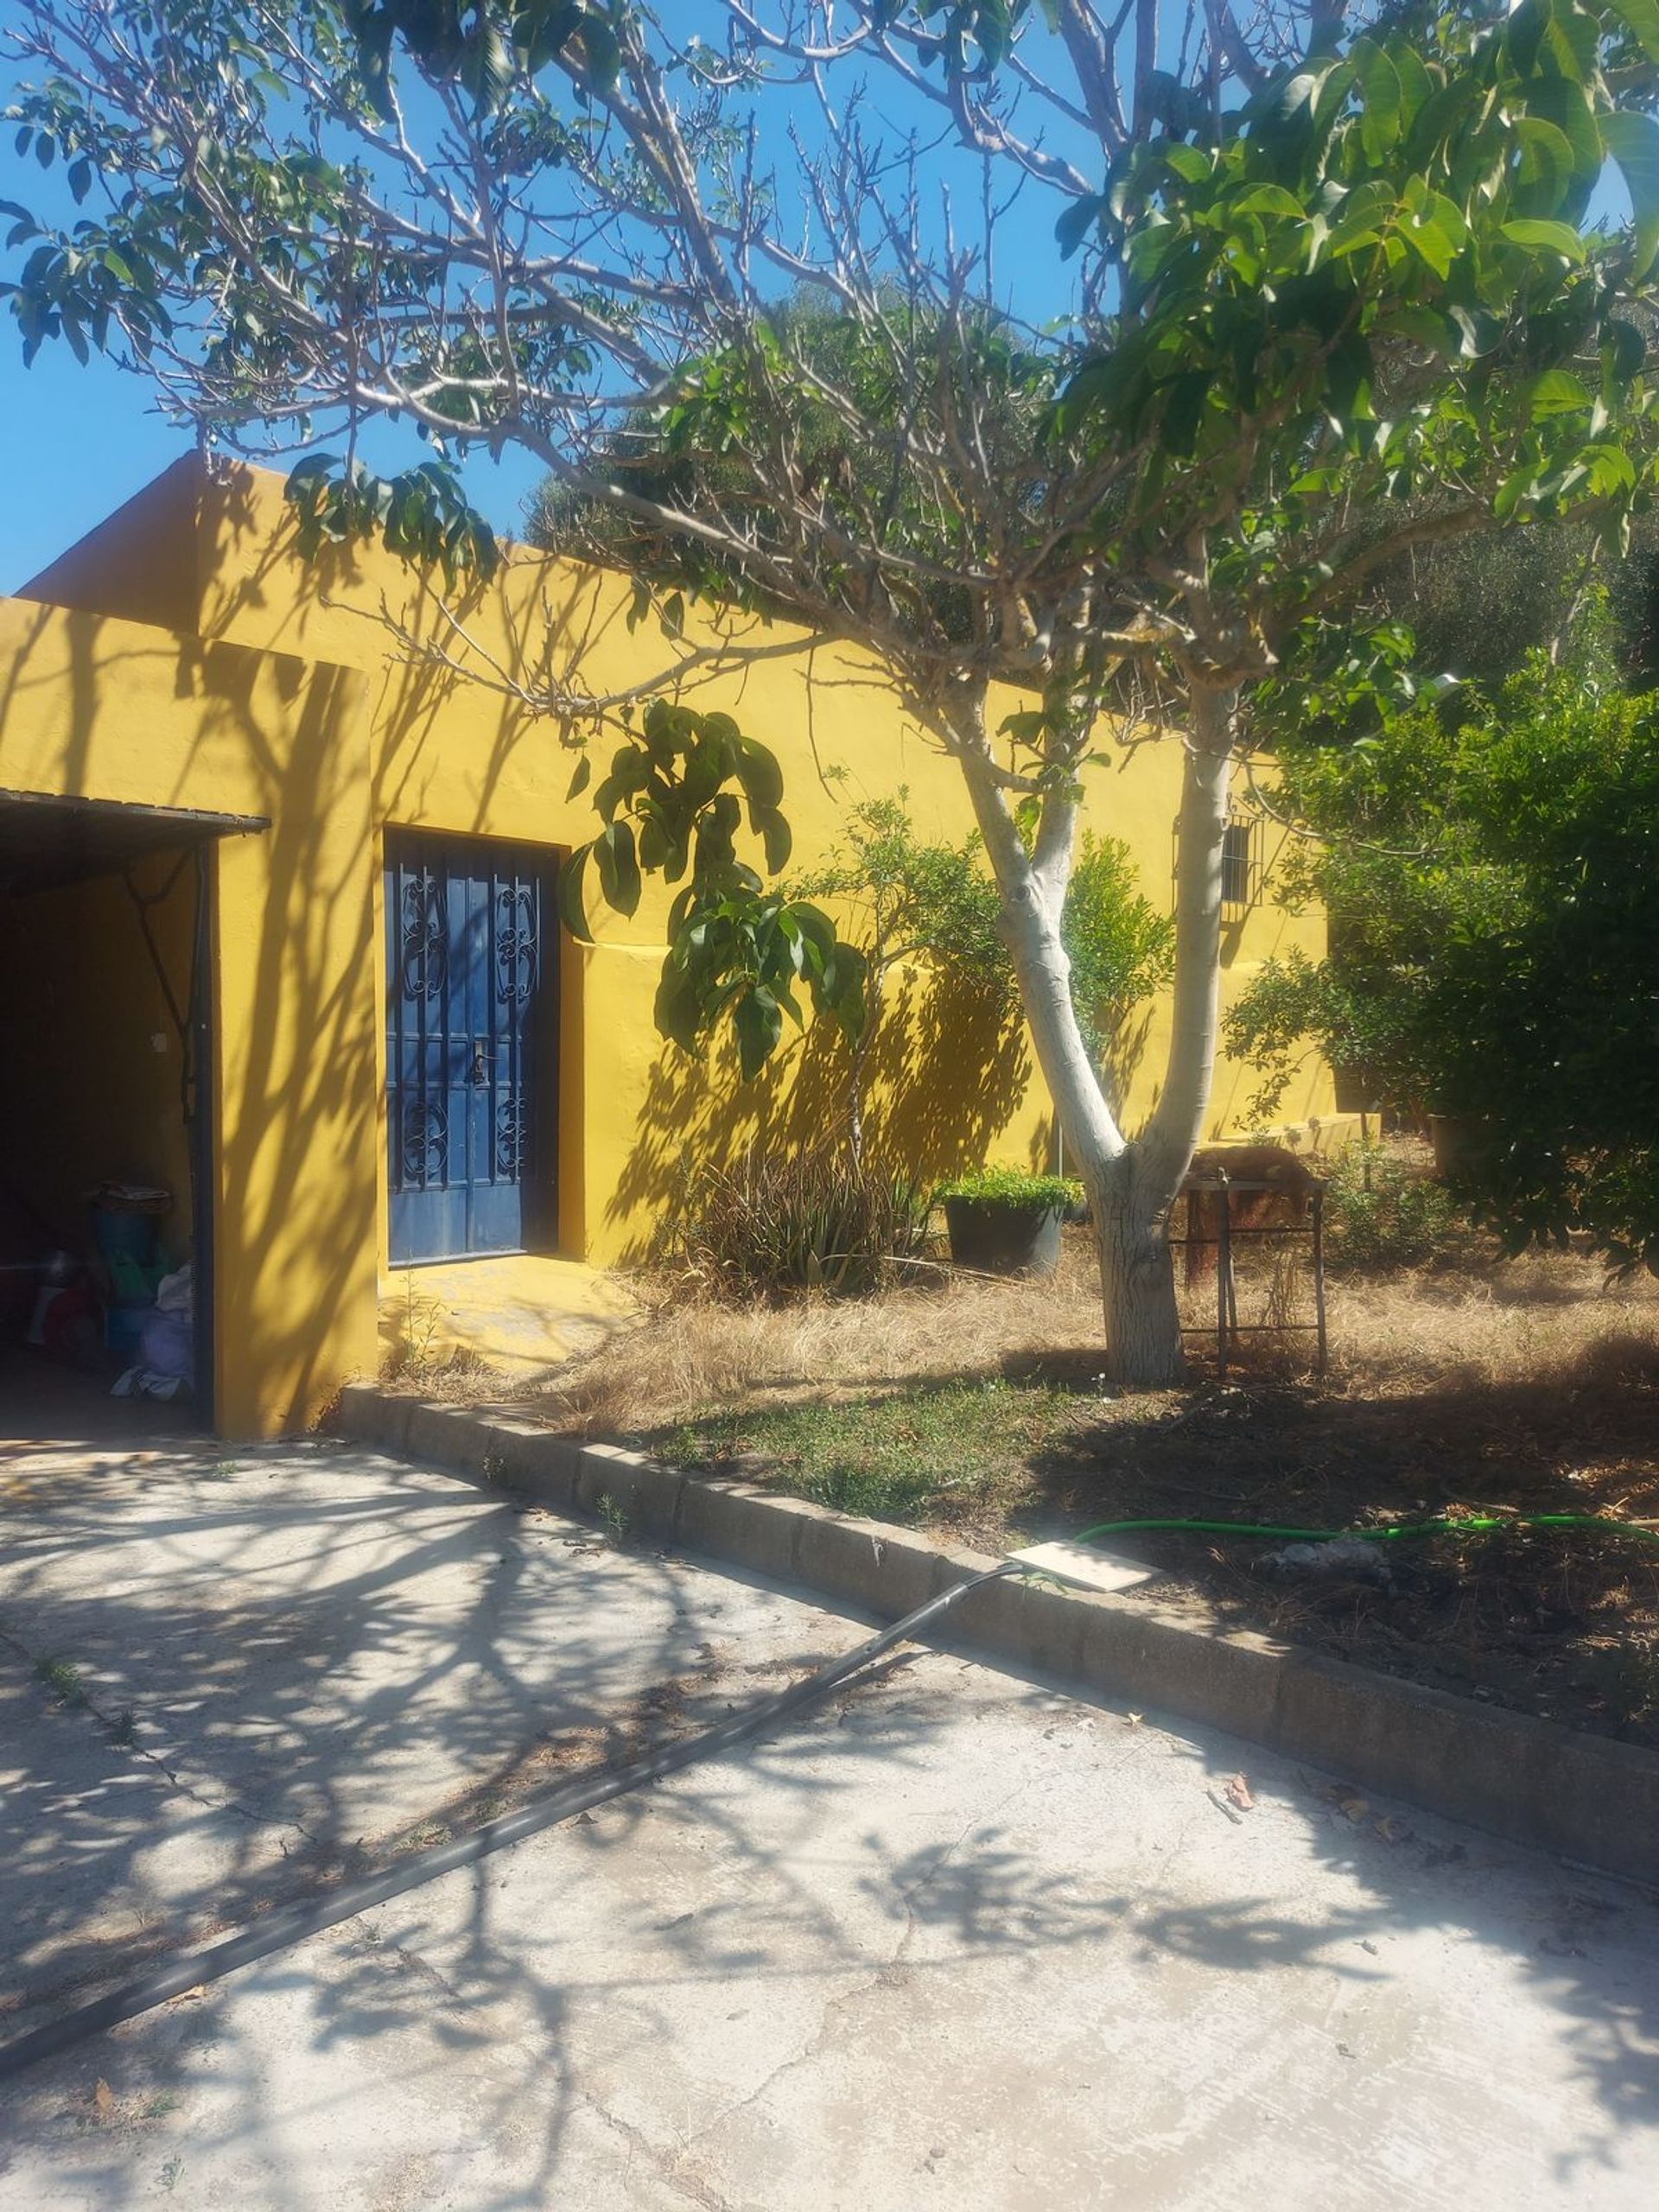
[606,969,1033,1250]
[1096,1000,1160,1128]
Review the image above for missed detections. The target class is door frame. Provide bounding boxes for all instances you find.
[381,826,562,1268]
[0,790,262,1431]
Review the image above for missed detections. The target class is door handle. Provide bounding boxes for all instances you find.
[471,1038,489,1086]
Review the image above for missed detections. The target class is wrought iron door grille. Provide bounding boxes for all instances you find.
[384,832,556,1263]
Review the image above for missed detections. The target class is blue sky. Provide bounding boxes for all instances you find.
[0,251,553,594]
[0,303,185,592]
[1,16,1631,598]
[0,17,1089,594]
[0,342,551,593]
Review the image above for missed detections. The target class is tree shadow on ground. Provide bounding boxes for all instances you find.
[0,1436,1654,2204]
[656,1320,1659,1750]
[1015,1341,1659,1738]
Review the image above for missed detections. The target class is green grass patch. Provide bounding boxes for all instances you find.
[35,1655,87,1707]
[664,1378,1078,1526]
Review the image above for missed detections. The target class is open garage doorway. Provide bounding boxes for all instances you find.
[0,791,262,1440]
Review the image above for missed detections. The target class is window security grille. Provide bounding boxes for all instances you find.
[1169,809,1262,913]
[1220,817,1255,910]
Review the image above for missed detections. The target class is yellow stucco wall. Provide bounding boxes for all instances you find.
[5,455,1338,1430]
[178,461,1335,1233]
[0,596,377,1433]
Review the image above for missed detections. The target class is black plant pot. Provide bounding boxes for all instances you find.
[943,1197,1065,1277]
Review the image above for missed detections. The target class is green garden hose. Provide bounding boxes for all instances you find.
[1073,1512,1659,1548]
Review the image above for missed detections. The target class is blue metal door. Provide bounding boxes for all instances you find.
[385,834,553,1264]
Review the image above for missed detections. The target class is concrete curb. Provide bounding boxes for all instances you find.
[334,1383,1659,1887]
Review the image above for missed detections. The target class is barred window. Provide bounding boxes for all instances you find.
[1220,817,1255,910]
[1170,809,1262,912]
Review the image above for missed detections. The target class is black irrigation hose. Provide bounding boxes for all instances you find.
[0,1562,1021,2085]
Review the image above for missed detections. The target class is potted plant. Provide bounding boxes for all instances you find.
[936,1166,1083,1277]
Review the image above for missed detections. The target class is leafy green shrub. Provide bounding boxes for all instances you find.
[656,1151,929,1300]
[792,800,1173,1154]
[935,1166,1083,1210]
[1322,1144,1465,1272]
[1063,833,1177,1065]
[1230,661,1659,1275]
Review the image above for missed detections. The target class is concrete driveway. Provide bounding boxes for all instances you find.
[1,1433,1656,2210]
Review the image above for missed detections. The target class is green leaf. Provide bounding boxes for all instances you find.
[1391,40,1433,132]
[1540,2,1601,84]
[1350,35,1402,162]
[1524,76,1601,188]
[1575,442,1638,495]
[557,846,594,944]
[1401,215,1454,279]
[733,736,784,809]
[752,804,792,874]
[577,16,622,90]
[1229,184,1305,219]
[1054,191,1105,260]
[1387,306,1462,358]
[1162,144,1212,184]
[593,819,641,916]
[1519,369,1591,419]
[1498,218,1585,261]
[1287,465,1344,497]
[1159,370,1210,457]
[1322,181,1395,260]
[1327,333,1376,428]
[1607,0,1659,67]
[1507,0,1552,77]
[733,987,784,1079]
[1511,117,1575,216]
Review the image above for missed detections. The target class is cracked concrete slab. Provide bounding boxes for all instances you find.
[2,1433,1657,2209]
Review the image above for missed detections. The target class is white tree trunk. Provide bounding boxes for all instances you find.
[954,681,1236,1388]
[1087,1145,1184,1382]
[1097,698,1236,1382]
[1141,686,1237,1202]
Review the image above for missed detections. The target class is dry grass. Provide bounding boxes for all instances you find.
[492,1232,1659,1439]
[519,1239,1112,1439]
[1328,1247,1659,1397]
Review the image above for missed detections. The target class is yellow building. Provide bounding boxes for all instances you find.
[0,455,1337,1435]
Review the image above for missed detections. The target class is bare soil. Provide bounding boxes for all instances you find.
[405,1224,1659,1749]
[997,1336,1659,1749]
